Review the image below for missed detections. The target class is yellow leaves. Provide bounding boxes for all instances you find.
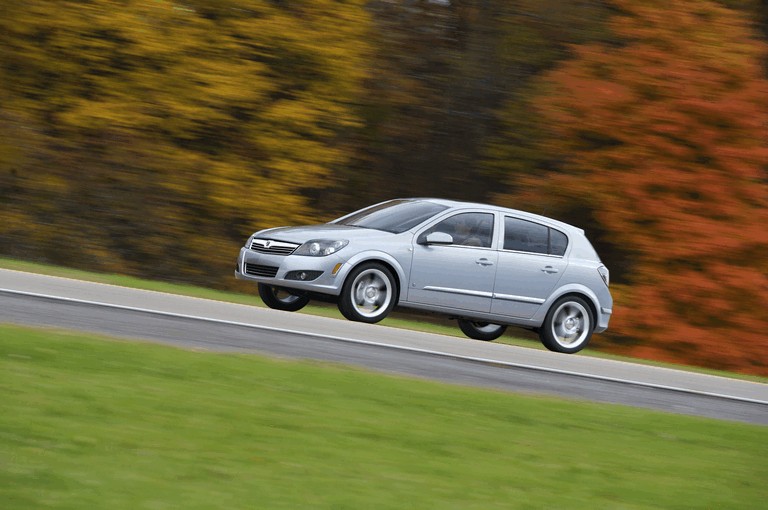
[201,158,320,227]
[0,131,25,172]
[0,0,373,286]
[57,98,146,131]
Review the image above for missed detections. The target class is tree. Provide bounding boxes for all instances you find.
[494,0,768,374]
[0,0,372,284]
[334,0,613,211]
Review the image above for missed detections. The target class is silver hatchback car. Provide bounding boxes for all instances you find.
[236,198,612,353]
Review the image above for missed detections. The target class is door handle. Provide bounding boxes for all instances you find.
[476,258,494,267]
[541,266,559,274]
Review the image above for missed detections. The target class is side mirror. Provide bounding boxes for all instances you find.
[420,232,454,245]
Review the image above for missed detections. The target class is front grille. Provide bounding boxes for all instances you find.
[250,238,300,256]
[244,263,279,278]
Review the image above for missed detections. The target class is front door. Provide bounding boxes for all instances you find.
[407,212,497,313]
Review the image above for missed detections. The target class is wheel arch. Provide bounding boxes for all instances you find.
[548,291,598,326]
[340,253,404,305]
[536,285,600,326]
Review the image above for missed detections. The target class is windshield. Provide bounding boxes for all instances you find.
[334,199,449,234]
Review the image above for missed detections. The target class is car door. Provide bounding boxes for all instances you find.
[491,216,568,319]
[407,212,497,313]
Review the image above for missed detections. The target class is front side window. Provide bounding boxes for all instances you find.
[503,217,568,255]
[420,212,495,248]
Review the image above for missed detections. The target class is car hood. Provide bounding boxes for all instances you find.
[257,224,397,242]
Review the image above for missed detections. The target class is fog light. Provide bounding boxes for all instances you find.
[285,270,323,281]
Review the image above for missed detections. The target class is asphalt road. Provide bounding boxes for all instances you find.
[1,269,766,425]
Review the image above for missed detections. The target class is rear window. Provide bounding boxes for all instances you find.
[503,217,568,256]
[334,200,449,234]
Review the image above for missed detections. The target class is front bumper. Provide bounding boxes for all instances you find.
[235,247,345,296]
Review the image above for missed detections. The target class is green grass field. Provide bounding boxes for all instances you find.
[1,324,766,509]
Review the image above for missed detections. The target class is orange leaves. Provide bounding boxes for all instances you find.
[508,0,768,374]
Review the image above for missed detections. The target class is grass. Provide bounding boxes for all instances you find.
[1,324,766,509]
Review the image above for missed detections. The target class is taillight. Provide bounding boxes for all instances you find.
[597,265,610,287]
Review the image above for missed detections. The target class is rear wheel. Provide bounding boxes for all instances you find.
[258,283,310,312]
[338,263,396,323]
[539,296,594,353]
[457,319,507,341]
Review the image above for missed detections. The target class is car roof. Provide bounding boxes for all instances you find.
[404,197,585,235]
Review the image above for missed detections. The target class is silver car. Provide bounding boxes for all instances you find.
[235,198,612,353]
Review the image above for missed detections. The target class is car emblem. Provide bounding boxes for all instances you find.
[264,241,272,248]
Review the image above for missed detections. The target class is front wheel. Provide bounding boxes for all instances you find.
[338,263,397,323]
[258,283,310,312]
[539,296,594,353]
[458,319,507,341]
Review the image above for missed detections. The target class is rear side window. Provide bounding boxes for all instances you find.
[503,217,568,256]
[550,229,568,256]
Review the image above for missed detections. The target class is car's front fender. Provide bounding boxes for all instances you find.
[336,250,410,302]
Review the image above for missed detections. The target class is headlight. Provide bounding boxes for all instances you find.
[294,239,349,257]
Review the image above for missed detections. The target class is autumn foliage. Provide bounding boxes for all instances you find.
[499,0,768,374]
[0,0,372,281]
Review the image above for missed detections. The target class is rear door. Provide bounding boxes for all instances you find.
[491,216,568,318]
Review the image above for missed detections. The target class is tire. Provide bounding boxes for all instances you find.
[258,283,310,312]
[457,319,507,341]
[338,263,397,323]
[539,296,594,353]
